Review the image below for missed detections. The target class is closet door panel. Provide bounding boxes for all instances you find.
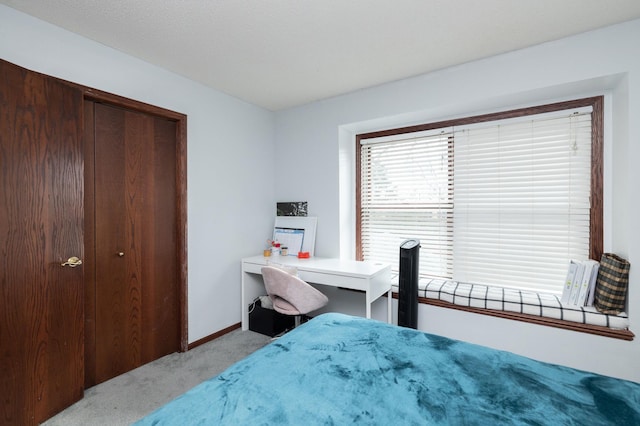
[140,116,178,363]
[94,103,137,383]
[91,103,178,384]
[0,59,84,425]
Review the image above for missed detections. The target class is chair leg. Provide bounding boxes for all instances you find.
[271,316,300,341]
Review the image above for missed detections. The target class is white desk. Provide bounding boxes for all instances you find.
[241,255,392,330]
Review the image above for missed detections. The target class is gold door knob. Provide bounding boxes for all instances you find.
[61,256,83,267]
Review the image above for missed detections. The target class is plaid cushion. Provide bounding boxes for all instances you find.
[392,278,629,330]
[594,253,631,315]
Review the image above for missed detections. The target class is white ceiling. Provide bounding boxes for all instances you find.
[3,1,640,111]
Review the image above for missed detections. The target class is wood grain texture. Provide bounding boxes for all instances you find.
[84,87,189,353]
[590,97,604,261]
[1,59,187,423]
[93,103,132,383]
[1,59,84,425]
[89,102,178,385]
[141,116,178,363]
[175,110,188,353]
[83,100,97,389]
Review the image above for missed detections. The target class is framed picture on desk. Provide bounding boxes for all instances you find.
[273,227,304,255]
[273,216,317,257]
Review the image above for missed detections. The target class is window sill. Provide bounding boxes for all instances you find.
[391,292,634,341]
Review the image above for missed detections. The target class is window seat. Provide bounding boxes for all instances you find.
[391,278,632,338]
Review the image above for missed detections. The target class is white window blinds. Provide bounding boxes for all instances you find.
[359,107,593,294]
[360,131,454,279]
[453,111,592,293]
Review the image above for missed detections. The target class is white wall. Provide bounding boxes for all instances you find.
[275,20,640,382]
[0,5,276,343]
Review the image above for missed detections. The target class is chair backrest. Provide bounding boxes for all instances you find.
[261,266,328,316]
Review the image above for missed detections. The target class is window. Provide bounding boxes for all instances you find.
[357,97,603,295]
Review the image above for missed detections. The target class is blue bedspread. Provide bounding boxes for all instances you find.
[136,313,640,425]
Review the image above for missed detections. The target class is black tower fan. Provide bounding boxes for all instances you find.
[398,239,420,329]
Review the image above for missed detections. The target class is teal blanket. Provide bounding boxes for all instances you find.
[136,313,640,425]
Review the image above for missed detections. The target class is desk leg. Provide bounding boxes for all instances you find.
[365,290,372,319]
[387,289,392,324]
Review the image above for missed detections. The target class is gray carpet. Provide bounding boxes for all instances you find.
[42,329,271,425]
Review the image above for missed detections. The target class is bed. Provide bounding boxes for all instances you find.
[135,313,640,425]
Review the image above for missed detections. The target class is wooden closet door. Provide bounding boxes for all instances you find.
[88,102,178,385]
[0,60,84,425]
